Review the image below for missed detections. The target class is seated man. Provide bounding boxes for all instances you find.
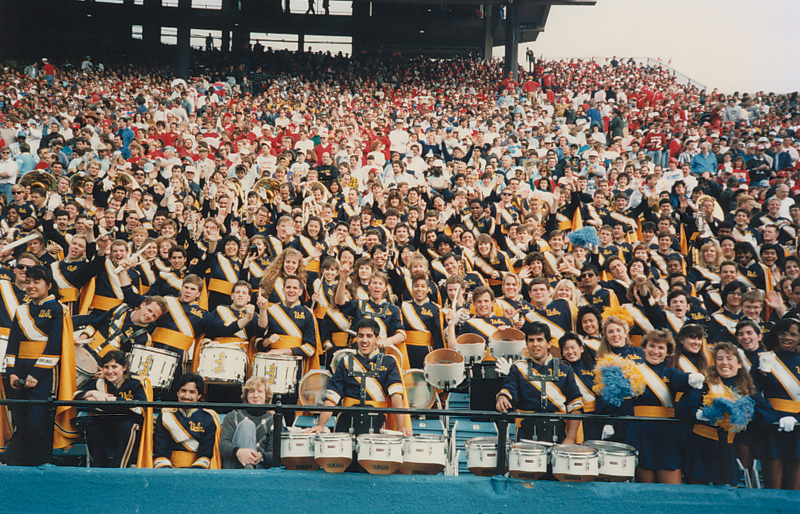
[495,321,583,443]
[308,318,411,437]
[153,373,220,469]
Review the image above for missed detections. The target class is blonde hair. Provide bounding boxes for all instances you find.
[550,278,580,304]
[241,376,273,403]
[597,315,632,357]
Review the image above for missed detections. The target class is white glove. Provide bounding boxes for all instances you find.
[47,193,62,211]
[688,373,705,390]
[779,416,798,432]
[759,352,777,374]
[601,425,615,440]
[456,308,471,324]
[209,183,218,198]
[494,357,512,376]
[696,409,711,422]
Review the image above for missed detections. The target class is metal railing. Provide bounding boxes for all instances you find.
[0,396,678,475]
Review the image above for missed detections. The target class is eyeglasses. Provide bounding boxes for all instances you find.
[580,273,595,279]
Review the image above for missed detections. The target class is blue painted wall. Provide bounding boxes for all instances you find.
[1,467,797,513]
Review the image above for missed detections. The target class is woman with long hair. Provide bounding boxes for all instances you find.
[688,241,724,294]
[472,233,513,297]
[559,332,599,440]
[259,248,307,306]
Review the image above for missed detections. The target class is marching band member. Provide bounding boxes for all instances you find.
[260,248,306,306]
[558,332,600,440]
[523,277,576,348]
[48,233,95,314]
[195,233,243,311]
[74,351,153,468]
[242,235,271,294]
[495,321,583,444]
[399,272,446,370]
[82,236,141,315]
[153,373,221,469]
[3,265,77,466]
[575,305,604,354]
[706,281,746,345]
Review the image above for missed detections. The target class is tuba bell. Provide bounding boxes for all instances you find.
[19,170,56,192]
[253,177,281,204]
[70,173,88,197]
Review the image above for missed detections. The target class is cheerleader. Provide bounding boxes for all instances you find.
[472,233,513,297]
[576,305,604,354]
[559,332,600,441]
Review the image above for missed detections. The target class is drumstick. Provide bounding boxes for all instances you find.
[3,234,38,252]
[114,243,155,273]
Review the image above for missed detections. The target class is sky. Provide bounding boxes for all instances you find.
[510,0,800,95]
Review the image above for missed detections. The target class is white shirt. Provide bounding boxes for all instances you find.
[0,158,20,184]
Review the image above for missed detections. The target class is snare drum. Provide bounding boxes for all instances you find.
[74,344,99,389]
[423,349,465,389]
[0,334,8,373]
[509,441,550,480]
[252,353,302,394]
[465,437,508,477]
[403,369,436,409]
[281,432,319,471]
[356,433,404,475]
[314,433,353,473]
[488,328,526,361]
[329,348,356,372]
[583,440,638,482]
[551,444,599,482]
[197,344,248,385]
[128,345,180,389]
[298,369,333,406]
[400,435,447,475]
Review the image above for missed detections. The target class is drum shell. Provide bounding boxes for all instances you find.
[400,435,447,475]
[281,433,319,471]
[488,328,526,361]
[454,333,485,365]
[252,353,301,394]
[357,434,404,475]
[314,434,353,473]
[197,344,248,385]
[509,442,550,480]
[128,345,179,389]
[423,349,465,389]
[583,440,638,481]
[551,445,598,482]
[74,344,99,389]
[465,437,508,477]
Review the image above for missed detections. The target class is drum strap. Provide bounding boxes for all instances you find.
[101,306,151,360]
[359,300,390,320]
[348,352,384,406]
[526,357,560,411]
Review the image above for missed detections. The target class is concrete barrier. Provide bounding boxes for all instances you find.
[1,467,797,513]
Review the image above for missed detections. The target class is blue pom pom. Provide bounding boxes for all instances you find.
[599,366,633,407]
[567,227,601,248]
[702,394,755,432]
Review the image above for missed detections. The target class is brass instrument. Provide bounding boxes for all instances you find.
[253,177,281,204]
[19,171,56,191]
[113,171,135,189]
[70,173,88,196]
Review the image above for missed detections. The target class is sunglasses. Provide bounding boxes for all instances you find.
[15,264,30,270]
[580,273,595,279]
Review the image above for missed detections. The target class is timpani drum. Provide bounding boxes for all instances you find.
[465,437,508,477]
[281,432,319,471]
[400,435,447,475]
[454,333,486,365]
[423,349,465,389]
[403,369,436,409]
[508,441,550,480]
[551,444,599,482]
[128,345,180,389]
[252,353,302,394]
[314,433,353,473]
[297,369,333,406]
[197,343,248,385]
[488,328,526,361]
[583,440,638,482]
[74,344,99,389]
[356,433,405,475]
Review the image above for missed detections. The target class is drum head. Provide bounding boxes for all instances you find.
[424,348,464,366]
[583,440,637,455]
[330,348,356,372]
[490,327,525,343]
[298,370,332,406]
[74,344,98,373]
[383,345,404,369]
[403,369,435,409]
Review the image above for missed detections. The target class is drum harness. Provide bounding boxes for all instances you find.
[346,351,385,433]
[86,305,150,363]
[358,300,390,321]
[524,356,561,443]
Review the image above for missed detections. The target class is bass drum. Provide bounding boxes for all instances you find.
[329,348,356,372]
[74,344,99,389]
[297,369,333,406]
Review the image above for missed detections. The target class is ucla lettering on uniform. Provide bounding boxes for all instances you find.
[189,421,205,433]
[421,308,433,316]
[39,310,51,318]
[294,311,306,320]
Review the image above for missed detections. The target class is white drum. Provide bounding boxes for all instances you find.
[128,345,180,389]
[252,353,301,394]
[423,349,465,389]
[488,328,526,361]
[509,441,550,480]
[298,369,332,406]
[197,344,248,385]
[0,334,8,373]
[74,344,99,389]
[551,444,599,482]
[356,433,405,475]
[329,348,356,372]
[281,432,318,471]
[454,333,485,365]
[403,369,436,409]
[583,440,638,482]
[465,437,508,477]
[314,433,353,473]
[400,435,447,475]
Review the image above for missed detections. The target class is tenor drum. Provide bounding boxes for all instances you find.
[74,344,99,389]
[551,444,599,482]
[356,434,405,475]
[583,440,638,482]
[454,333,486,365]
[403,369,436,409]
[128,345,179,389]
[400,435,447,475]
[465,437,508,477]
[509,441,550,480]
[252,353,301,394]
[297,369,333,406]
[197,344,248,385]
[488,328,526,361]
[423,349,465,389]
[314,433,353,473]
[329,348,356,372]
[281,432,319,471]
